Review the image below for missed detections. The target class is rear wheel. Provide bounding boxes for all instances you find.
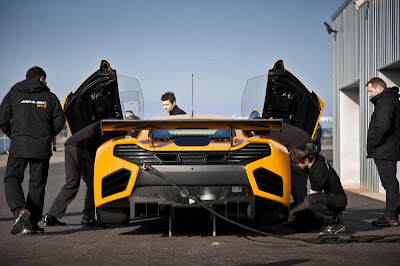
[96,207,129,225]
[255,199,289,225]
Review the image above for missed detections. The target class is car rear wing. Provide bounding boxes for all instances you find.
[101,118,283,148]
[101,119,283,132]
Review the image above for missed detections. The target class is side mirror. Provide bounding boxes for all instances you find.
[248,110,261,120]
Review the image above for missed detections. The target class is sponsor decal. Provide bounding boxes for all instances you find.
[20,99,47,108]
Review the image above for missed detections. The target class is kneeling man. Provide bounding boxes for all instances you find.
[288,144,347,235]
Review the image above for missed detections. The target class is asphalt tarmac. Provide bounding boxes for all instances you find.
[0,149,399,265]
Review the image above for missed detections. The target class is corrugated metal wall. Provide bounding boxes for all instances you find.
[332,0,400,191]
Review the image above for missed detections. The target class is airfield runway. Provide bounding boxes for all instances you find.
[0,148,399,265]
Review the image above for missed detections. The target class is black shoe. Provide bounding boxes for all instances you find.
[44,214,66,226]
[81,216,100,228]
[11,209,31,235]
[23,224,45,235]
[372,217,399,227]
[319,223,346,236]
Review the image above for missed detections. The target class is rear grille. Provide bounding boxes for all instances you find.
[131,186,252,204]
[102,169,131,198]
[253,168,283,197]
[114,143,271,165]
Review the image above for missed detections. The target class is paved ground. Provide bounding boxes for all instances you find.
[0,149,400,265]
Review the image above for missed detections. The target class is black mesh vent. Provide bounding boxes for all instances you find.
[102,168,131,198]
[114,145,159,164]
[114,143,271,165]
[228,143,272,163]
[131,186,252,204]
[253,168,283,197]
[173,137,211,146]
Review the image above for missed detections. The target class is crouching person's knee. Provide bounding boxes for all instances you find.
[303,193,321,211]
[304,195,312,209]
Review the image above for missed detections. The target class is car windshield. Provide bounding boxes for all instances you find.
[151,129,235,139]
[241,74,268,118]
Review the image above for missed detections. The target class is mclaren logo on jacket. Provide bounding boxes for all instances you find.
[20,100,48,108]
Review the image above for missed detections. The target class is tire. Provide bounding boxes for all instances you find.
[96,207,129,225]
[255,199,289,225]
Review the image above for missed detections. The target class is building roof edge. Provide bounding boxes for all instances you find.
[332,0,352,21]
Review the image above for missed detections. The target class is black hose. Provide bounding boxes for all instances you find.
[145,164,313,242]
[143,163,400,244]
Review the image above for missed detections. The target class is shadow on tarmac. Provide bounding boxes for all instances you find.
[107,191,393,239]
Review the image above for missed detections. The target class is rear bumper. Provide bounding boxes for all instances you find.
[135,165,250,186]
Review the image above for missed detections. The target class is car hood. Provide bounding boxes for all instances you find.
[241,60,323,138]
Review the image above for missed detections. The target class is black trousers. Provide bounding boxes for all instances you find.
[4,155,50,228]
[304,192,347,225]
[48,145,95,219]
[374,158,400,220]
[291,172,308,207]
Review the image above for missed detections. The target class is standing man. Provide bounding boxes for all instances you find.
[161,91,186,115]
[0,66,65,234]
[44,113,139,228]
[314,123,323,155]
[366,77,400,227]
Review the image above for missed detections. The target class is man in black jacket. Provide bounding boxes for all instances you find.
[161,91,186,115]
[288,144,347,235]
[44,114,139,227]
[0,66,65,234]
[366,77,400,227]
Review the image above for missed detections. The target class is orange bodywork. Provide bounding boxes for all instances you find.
[94,115,291,208]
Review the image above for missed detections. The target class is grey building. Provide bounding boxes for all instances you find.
[331,0,400,192]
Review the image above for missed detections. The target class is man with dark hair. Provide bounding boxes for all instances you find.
[161,91,186,115]
[26,66,47,80]
[366,77,400,227]
[44,114,139,227]
[0,66,65,234]
[288,144,347,235]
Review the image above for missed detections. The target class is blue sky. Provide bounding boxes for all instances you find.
[0,0,344,121]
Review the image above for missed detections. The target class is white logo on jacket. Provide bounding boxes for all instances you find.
[20,100,48,108]
[20,100,47,105]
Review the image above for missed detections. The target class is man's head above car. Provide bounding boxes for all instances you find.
[161,91,176,113]
[124,110,139,120]
[161,91,186,115]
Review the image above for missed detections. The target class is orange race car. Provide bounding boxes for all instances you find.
[63,60,323,233]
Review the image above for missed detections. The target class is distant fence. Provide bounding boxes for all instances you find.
[322,136,333,145]
[321,128,333,145]
[0,136,10,154]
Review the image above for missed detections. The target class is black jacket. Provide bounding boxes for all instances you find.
[170,105,186,115]
[257,123,313,151]
[367,87,400,161]
[308,154,346,196]
[0,79,65,158]
[65,121,126,155]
